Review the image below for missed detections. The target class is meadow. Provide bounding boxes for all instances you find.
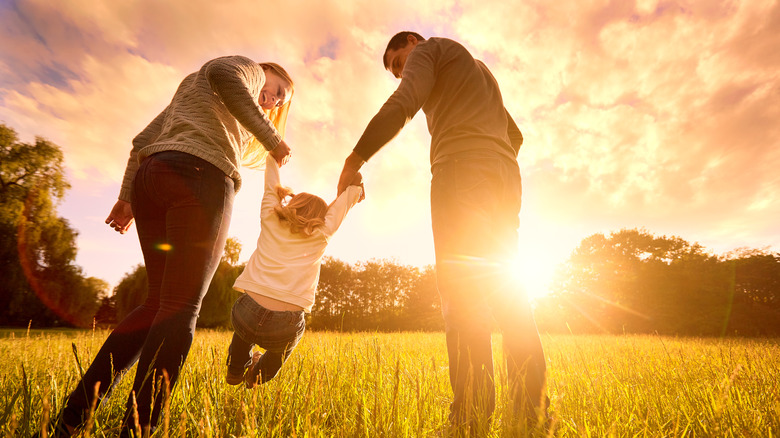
[1,329,779,437]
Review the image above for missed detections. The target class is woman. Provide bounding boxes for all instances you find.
[42,56,295,437]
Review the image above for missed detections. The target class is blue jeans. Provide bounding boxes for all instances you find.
[227,293,305,383]
[430,152,547,423]
[62,151,235,434]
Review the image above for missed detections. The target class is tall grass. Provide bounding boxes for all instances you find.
[2,329,779,436]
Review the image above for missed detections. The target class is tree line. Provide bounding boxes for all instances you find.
[99,250,443,332]
[2,123,780,335]
[534,229,780,336]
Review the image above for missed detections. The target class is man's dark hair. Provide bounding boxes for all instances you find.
[383,31,426,69]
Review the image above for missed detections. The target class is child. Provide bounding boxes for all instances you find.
[226,154,364,388]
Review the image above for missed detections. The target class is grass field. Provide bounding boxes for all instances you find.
[1,329,779,437]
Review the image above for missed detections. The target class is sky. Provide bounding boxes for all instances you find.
[1,0,778,299]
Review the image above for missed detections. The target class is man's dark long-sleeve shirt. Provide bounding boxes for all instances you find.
[353,37,522,166]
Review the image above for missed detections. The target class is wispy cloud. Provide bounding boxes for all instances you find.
[1,0,778,286]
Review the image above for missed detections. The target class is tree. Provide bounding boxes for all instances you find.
[0,123,103,327]
[113,264,148,321]
[548,228,732,335]
[309,257,356,330]
[310,258,439,331]
[541,228,780,336]
[727,248,780,307]
[222,237,242,266]
[94,294,118,326]
[199,238,244,328]
[399,265,442,331]
[343,259,411,329]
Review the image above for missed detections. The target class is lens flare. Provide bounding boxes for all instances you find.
[16,189,89,327]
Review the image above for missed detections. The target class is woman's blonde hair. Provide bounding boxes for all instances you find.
[243,62,295,169]
[274,186,328,236]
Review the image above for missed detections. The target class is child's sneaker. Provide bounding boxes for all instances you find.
[244,351,262,389]
[226,369,245,386]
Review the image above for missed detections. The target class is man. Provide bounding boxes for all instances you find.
[337,32,548,430]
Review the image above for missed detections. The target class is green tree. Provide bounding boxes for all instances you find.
[222,237,242,266]
[719,248,780,335]
[727,248,780,307]
[549,228,732,335]
[0,123,103,327]
[113,264,148,321]
[311,258,435,331]
[199,238,244,328]
[309,257,356,330]
[94,294,118,326]
[399,265,442,331]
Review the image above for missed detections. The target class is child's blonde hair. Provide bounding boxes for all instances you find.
[274,186,328,236]
[243,62,295,169]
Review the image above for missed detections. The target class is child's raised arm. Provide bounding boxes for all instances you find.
[321,173,364,237]
[349,172,365,202]
[261,154,282,218]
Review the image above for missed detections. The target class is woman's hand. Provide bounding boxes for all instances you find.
[105,200,135,234]
[270,140,291,167]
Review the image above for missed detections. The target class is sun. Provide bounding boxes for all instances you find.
[512,255,556,302]
[510,239,572,302]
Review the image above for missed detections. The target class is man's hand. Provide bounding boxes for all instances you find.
[270,139,291,167]
[338,151,366,195]
[105,200,134,234]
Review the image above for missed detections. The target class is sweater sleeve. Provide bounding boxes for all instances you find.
[118,106,168,202]
[505,109,523,156]
[353,45,435,161]
[204,56,282,151]
[320,185,363,237]
[260,154,282,218]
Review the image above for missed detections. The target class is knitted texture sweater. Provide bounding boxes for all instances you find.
[119,55,283,201]
[233,155,363,312]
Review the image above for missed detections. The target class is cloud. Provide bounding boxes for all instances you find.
[1,0,778,286]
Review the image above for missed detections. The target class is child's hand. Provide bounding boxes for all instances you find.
[351,172,366,202]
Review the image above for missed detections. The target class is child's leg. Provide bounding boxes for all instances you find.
[227,331,253,376]
[245,311,306,387]
[255,348,287,383]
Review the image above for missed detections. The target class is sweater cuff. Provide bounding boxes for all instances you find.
[118,188,132,203]
[262,133,282,151]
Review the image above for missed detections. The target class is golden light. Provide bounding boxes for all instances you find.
[512,239,571,302]
[510,253,556,302]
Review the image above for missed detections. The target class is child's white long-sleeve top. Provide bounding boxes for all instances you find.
[233,155,363,312]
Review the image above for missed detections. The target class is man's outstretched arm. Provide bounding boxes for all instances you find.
[337,151,366,195]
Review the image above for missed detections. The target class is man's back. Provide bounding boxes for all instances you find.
[394,37,517,165]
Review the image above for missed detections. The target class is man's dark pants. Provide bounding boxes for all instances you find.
[430,151,547,425]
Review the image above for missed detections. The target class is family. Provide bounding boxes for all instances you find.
[39,31,547,437]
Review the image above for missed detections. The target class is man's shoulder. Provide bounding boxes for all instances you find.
[419,37,472,60]
[425,37,465,49]
[414,37,469,61]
